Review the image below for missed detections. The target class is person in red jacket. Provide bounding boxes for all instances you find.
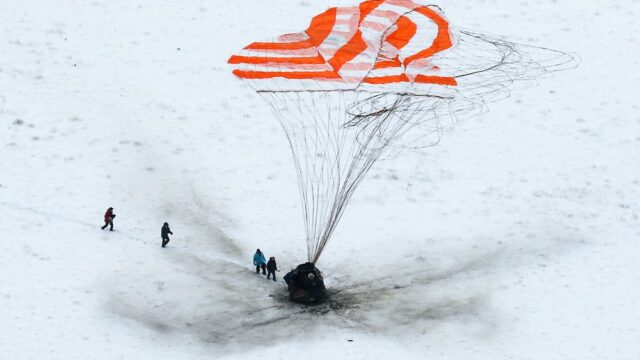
[101,207,116,231]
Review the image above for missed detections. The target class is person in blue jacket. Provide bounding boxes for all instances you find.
[253,249,267,275]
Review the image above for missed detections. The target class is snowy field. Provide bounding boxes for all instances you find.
[1,0,639,359]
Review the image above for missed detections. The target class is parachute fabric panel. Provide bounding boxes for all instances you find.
[229,0,457,92]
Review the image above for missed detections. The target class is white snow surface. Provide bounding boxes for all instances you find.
[1,0,639,359]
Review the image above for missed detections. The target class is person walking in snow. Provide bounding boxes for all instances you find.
[101,207,116,231]
[253,249,267,275]
[266,256,278,281]
[161,222,173,248]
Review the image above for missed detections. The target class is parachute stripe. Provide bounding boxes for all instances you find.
[362,74,456,85]
[385,15,417,50]
[327,0,384,72]
[232,69,341,80]
[327,29,368,72]
[240,8,338,53]
[373,59,402,69]
[244,39,315,51]
[247,63,333,71]
[228,55,327,65]
[307,7,339,48]
[414,74,457,85]
[362,74,409,83]
[359,0,383,20]
[402,6,452,67]
[242,47,320,57]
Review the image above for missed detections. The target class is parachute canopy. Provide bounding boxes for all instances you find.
[229,0,457,95]
[228,1,575,265]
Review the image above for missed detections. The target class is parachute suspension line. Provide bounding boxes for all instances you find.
[308,91,348,262]
[262,90,453,264]
[308,93,422,263]
[312,91,362,262]
[312,91,353,262]
[266,68,575,263]
[262,92,312,255]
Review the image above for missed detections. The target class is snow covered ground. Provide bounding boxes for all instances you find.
[1,0,639,359]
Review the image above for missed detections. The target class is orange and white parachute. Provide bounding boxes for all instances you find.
[229,0,458,94]
[228,1,575,264]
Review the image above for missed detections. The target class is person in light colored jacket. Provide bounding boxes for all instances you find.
[253,249,266,275]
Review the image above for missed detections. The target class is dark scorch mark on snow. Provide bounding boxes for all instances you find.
[106,211,584,350]
[105,241,497,348]
[141,160,243,260]
[185,185,243,258]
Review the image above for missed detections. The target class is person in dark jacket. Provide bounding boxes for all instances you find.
[161,222,173,247]
[101,207,115,231]
[253,249,266,275]
[266,256,278,281]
